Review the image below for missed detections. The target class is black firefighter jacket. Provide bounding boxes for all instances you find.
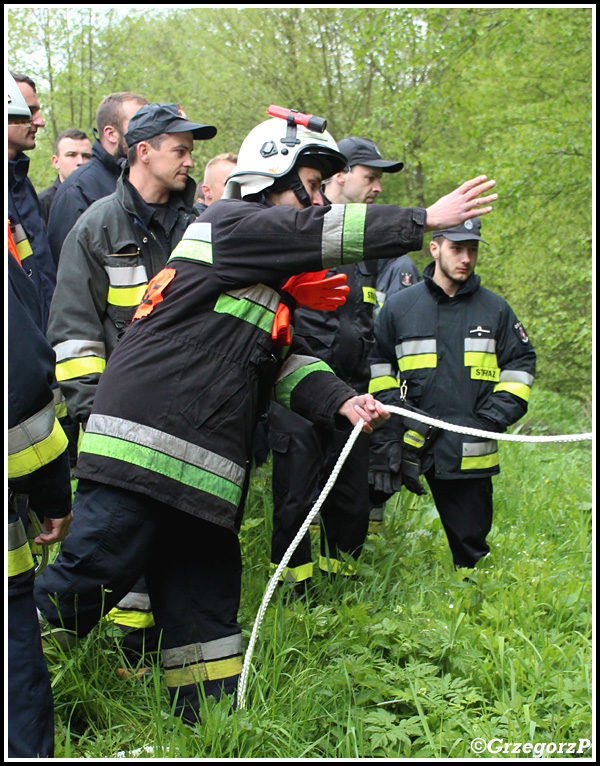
[75,198,427,533]
[369,261,536,479]
[48,169,197,427]
[8,253,71,595]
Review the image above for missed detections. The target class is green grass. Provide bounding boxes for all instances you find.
[44,389,593,758]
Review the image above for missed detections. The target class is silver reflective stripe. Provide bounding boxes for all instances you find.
[465,338,497,353]
[321,205,345,269]
[224,283,280,312]
[396,339,437,358]
[499,370,535,387]
[462,440,498,457]
[277,354,323,381]
[370,362,395,378]
[104,265,148,286]
[8,519,28,551]
[8,400,55,455]
[115,592,152,612]
[162,634,243,667]
[182,221,212,242]
[53,339,107,363]
[86,414,245,488]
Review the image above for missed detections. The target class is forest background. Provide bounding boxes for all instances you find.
[7,5,594,401]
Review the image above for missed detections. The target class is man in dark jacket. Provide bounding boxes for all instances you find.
[38,128,92,225]
[47,102,217,653]
[268,135,410,588]
[35,108,497,724]
[8,233,73,760]
[8,72,57,332]
[47,91,148,264]
[369,218,536,567]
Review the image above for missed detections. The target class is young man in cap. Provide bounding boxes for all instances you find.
[38,128,93,225]
[268,136,417,590]
[35,107,497,724]
[368,218,536,568]
[46,103,216,660]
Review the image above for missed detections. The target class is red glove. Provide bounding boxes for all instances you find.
[272,271,349,346]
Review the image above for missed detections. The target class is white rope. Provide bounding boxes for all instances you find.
[237,409,592,710]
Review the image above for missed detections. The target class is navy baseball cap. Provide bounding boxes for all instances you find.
[125,103,217,147]
[432,217,488,244]
[337,136,403,173]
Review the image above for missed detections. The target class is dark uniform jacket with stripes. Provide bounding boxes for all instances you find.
[292,260,379,393]
[75,198,427,533]
[369,261,536,479]
[8,253,71,596]
[8,152,57,333]
[48,169,197,427]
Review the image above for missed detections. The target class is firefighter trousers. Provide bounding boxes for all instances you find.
[424,468,494,568]
[269,404,371,582]
[34,479,243,724]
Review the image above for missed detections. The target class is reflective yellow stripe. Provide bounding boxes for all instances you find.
[471,367,500,382]
[8,419,68,478]
[8,543,35,578]
[16,238,33,260]
[164,656,242,688]
[404,429,425,449]
[398,353,437,372]
[464,351,498,369]
[107,283,148,307]
[319,555,358,576]
[106,607,155,630]
[169,238,213,265]
[271,561,313,583]
[56,356,106,382]
[493,381,532,402]
[368,376,399,394]
[461,452,500,471]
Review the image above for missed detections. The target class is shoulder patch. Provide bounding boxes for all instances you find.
[514,321,530,344]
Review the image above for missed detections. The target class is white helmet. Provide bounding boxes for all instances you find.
[7,71,31,124]
[223,109,347,201]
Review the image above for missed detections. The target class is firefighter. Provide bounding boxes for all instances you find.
[7,73,73,757]
[47,101,217,666]
[268,135,407,591]
[35,107,497,724]
[368,218,536,567]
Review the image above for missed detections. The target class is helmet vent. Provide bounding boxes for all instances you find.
[260,141,278,158]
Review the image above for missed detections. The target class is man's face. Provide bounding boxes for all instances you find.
[431,238,479,294]
[52,137,93,181]
[145,131,195,193]
[7,81,45,159]
[202,160,236,205]
[340,164,383,204]
[268,165,325,209]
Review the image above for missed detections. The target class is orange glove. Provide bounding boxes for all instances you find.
[272,270,349,346]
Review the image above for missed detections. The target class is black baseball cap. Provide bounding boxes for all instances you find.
[337,136,403,173]
[432,217,488,244]
[125,103,217,147]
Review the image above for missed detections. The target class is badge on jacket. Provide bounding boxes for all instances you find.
[514,321,530,344]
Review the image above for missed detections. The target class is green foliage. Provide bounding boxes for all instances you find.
[41,389,592,758]
[7,6,592,397]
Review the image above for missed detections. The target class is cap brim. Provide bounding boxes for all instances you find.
[169,122,218,140]
[442,233,488,244]
[364,159,404,173]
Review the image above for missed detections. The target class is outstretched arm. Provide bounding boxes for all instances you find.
[425,175,498,231]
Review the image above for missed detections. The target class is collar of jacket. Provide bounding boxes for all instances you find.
[422,259,481,300]
[116,166,197,228]
[92,138,126,178]
[8,151,31,187]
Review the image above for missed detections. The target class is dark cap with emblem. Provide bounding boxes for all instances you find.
[125,103,217,147]
[432,216,488,244]
[337,136,403,173]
